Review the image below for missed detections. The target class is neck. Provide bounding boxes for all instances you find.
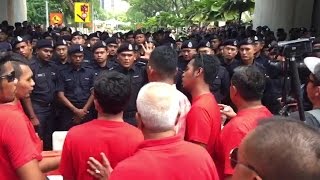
[97,112,124,122]
[224,58,234,64]
[143,129,176,140]
[153,77,175,85]
[236,100,263,111]
[27,53,33,60]
[191,82,211,100]
[97,60,107,67]
[60,58,68,64]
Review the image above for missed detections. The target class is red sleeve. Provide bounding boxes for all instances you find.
[220,127,246,176]
[2,112,39,169]
[185,106,211,144]
[59,132,75,179]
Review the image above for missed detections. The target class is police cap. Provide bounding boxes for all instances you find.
[68,44,84,54]
[36,39,54,49]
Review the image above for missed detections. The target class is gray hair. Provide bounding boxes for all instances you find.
[137,82,179,132]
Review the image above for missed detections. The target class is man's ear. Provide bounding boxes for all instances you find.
[316,86,320,96]
[93,98,100,112]
[136,112,143,130]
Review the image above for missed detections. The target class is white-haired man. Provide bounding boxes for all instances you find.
[86,82,219,180]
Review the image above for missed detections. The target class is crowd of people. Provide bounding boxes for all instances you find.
[0,19,320,180]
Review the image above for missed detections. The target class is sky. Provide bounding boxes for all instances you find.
[102,0,130,13]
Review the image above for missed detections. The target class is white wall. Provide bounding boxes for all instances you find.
[253,0,313,32]
[0,0,27,24]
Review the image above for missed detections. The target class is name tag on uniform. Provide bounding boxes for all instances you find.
[65,79,72,81]
[84,60,89,63]
[51,72,56,76]
[84,78,89,80]
[37,73,45,77]
[133,75,139,78]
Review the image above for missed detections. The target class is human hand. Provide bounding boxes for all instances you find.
[218,104,237,119]
[87,153,113,180]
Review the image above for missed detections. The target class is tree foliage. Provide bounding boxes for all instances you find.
[125,0,255,30]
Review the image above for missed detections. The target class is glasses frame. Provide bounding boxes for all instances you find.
[230,148,262,178]
[0,71,15,82]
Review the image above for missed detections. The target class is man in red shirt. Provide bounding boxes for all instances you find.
[0,52,44,180]
[9,53,60,173]
[59,70,144,180]
[182,54,221,156]
[146,45,191,138]
[87,82,219,180]
[215,65,272,180]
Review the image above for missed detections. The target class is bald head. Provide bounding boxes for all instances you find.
[239,117,320,180]
[136,82,179,132]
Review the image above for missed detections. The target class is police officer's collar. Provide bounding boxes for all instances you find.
[70,64,86,72]
[36,57,50,66]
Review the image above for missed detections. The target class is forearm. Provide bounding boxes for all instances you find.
[39,156,61,173]
[58,92,77,112]
[21,97,38,119]
[83,94,94,111]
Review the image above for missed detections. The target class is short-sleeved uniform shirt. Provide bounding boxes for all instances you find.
[214,106,272,179]
[30,58,59,104]
[58,65,95,104]
[59,119,144,180]
[110,136,219,180]
[185,93,221,157]
[0,104,41,180]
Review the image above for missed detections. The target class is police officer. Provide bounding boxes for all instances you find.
[53,38,70,72]
[29,39,58,150]
[71,31,93,64]
[198,39,230,103]
[57,44,96,130]
[238,37,266,73]
[92,40,118,76]
[134,29,146,45]
[220,39,241,77]
[88,32,100,48]
[178,40,198,71]
[105,37,118,62]
[113,43,148,126]
[11,35,34,61]
[254,35,269,68]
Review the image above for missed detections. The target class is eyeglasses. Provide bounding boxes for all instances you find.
[230,148,262,177]
[0,71,15,82]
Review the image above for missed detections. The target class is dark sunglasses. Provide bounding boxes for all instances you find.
[0,71,15,82]
[230,148,261,177]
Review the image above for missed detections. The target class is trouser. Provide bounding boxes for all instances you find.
[32,101,55,151]
[57,102,96,131]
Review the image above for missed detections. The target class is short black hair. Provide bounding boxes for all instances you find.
[231,66,265,101]
[245,117,320,180]
[94,71,131,115]
[9,53,29,80]
[192,54,219,86]
[149,46,178,79]
[0,52,14,76]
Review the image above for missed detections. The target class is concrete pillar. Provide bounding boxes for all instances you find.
[0,0,27,24]
[253,0,314,32]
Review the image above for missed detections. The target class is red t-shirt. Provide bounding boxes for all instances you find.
[59,119,144,180]
[185,93,221,157]
[16,101,43,154]
[0,104,41,180]
[214,106,272,178]
[110,136,219,180]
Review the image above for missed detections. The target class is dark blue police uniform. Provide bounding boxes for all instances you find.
[57,65,96,130]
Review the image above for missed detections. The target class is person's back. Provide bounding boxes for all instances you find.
[60,120,143,180]
[110,136,218,180]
